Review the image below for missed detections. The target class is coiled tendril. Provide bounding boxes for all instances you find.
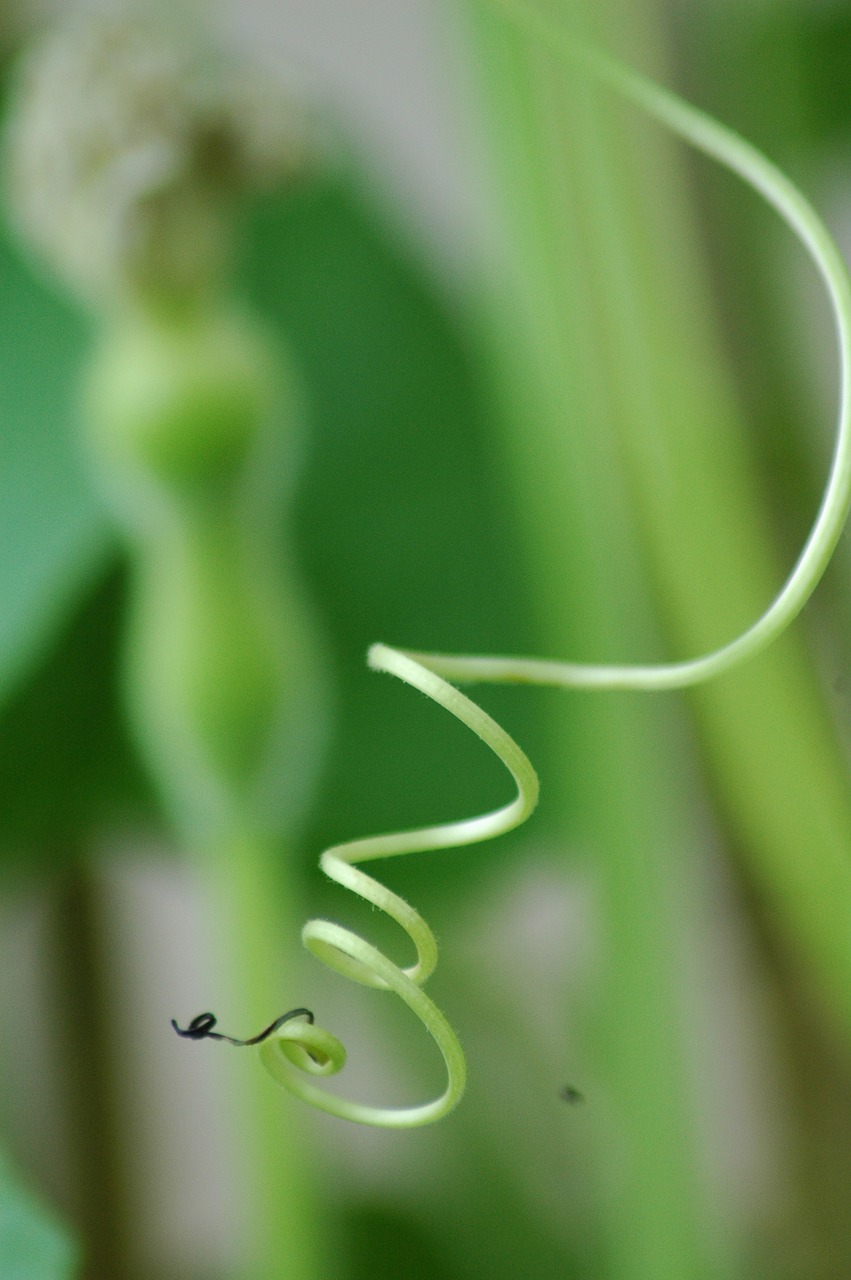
[197,2,851,1126]
[258,644,538,1127]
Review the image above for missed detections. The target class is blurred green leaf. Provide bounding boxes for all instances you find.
[0,1151,78,1280]
[0,228,112,708]
[802,12,851,142]
[346,1206,464,1280]
[242,176,547,889]
[0,566,156,867]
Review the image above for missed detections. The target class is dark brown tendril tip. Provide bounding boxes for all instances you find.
[171,1008,314,1046]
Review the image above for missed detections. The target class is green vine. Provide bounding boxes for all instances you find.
[256,0,851,1127]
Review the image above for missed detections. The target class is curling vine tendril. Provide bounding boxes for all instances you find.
[181,1,851,1126]
[257,643,539,1127]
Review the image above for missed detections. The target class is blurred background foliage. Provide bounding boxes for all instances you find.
[1,2,851,1279]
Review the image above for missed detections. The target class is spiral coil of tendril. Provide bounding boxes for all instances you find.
[256,644,538,1127]
[253,1,851,1127]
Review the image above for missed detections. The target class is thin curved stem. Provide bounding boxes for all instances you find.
[258,644,539,1126]
[405,0,851,693]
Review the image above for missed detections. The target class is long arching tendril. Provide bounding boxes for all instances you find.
[411,0,851,692]
[186,3,851,1125]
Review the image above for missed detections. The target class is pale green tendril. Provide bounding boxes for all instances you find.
[264,2,851,1125]
[404,0,851,692]
[260,644,538,1127]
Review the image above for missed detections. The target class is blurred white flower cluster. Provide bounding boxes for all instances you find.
[4,10,309,307]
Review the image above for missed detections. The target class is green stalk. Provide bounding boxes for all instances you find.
[202,831,326,1280]
[446,0,851,1270]
[453,4,735,1277]
[87,306,330,1280]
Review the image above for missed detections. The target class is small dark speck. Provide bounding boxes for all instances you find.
[560,1085,584,1104]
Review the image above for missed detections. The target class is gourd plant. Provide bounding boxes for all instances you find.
[4,1,851,1278]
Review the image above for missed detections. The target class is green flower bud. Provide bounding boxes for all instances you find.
[85,308,284,513]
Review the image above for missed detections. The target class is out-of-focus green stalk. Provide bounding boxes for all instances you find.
[455,0,851,1269]
[202,832,325,1280]
[678,9,851,1271]
[455,4,737,1277]
[87,307,330,1280]
[484,0,851,1030]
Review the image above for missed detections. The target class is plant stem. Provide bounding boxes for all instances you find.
[202,829,327,1280]
[453,2,735,1275]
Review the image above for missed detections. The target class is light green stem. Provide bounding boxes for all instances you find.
[444,9,727,1276]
